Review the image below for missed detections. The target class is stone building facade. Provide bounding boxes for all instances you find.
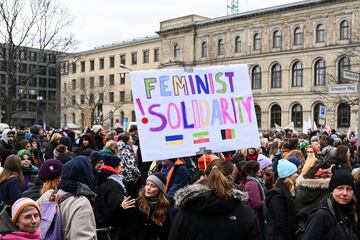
[60,36,161,128]
[61,0,360,132]
[157,0,360,132]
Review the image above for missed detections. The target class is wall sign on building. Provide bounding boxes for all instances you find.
[130,64,260,162]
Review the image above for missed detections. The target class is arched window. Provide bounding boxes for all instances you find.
[120,111,125,125]
[337,103,350,128]
[313,103,326,126]
[72,112,76,124]
[235,36,241,53]
[271,64,282,88]
[292,61,303,87]
[253,33,261,50]
[201,42,207,57]
[340,20,349,40]
[273,30,281,48]
[174,44,180,60]
[255,105,261,128]
[314,59,326,85]
[316,24,325,43]
[270,104,281,128]
[251,66,261,89]
[291,104,303,128]
[218,39,224,55]
[294,27,303,45]
[338,57,351,83]
[131,110,136,122]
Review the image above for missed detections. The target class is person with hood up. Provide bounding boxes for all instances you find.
[0,129,15,166]
[94,155,132,240]
[169,159,260,240]
[294,160,332,238]
[302,169,358,240]
[0,197,41,239]
[265,159,298,240]
[36,156,97,240]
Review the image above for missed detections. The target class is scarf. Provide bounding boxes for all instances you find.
[99,165,119,174]
[0,229,41,240]
[107,174,127,194]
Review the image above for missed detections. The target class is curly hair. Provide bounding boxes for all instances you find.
[137,187,169,226]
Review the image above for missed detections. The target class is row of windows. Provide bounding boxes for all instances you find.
[250,56,351,89]
[256,102,351,129]
[0,75,57,88]
[64,110,136,126]
[174,20,350,59]
[0,62,57,76]
[18,101,57,112]
[69,91,132,106]
[64,49,160,74]
[68,74,126,90]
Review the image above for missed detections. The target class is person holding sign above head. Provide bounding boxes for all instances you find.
[169,159,260,240]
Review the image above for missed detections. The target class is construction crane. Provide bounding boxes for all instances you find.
[227,0,239,15]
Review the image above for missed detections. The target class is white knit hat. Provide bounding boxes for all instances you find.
[11,198,40,223]
[92,125,103,134]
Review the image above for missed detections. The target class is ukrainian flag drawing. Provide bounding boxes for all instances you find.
[165,135,184,146]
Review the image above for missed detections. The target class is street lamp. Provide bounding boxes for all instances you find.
[119,64,133,72]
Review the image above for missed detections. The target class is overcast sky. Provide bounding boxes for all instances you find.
[62,0,299,51]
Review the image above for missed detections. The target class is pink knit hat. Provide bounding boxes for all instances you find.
[11,198,40,223]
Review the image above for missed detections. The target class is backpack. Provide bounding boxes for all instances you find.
[39,190,73,240]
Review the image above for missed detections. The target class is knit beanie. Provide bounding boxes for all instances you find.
[257,154,272,170]
[329,169,354,192]
[11,198,40,223]
[300,141,310,149]
[89,151,105,168]
[92,125,103,134]
[17,149,31,160]
[103,155,121,168]
[287,157,301,168]
[38,159,63,181]
[277,159,298,179]
[146,173,167,194]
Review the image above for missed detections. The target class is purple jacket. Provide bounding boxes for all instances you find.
[239,177,265,219]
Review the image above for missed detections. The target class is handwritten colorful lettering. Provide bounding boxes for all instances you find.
[130,65,260,162]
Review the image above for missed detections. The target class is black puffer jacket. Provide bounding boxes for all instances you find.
[302,197,359,240]
[169,184,260,240]
[295,176,330,231]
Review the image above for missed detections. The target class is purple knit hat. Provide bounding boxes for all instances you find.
[38,159,63,181]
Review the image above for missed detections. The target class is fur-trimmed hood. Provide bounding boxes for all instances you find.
[174,183,248,214]
[296,175,330,190]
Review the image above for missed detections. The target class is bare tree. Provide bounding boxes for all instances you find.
[62,70,132,127]
[0,0,76,124]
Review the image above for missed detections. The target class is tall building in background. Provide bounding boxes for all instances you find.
[0,46,60,127]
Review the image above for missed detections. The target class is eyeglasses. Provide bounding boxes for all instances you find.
[307,151,314,153]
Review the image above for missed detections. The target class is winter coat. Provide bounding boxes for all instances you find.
[121,205,170,240]
[37,189,97,240]
[265,179,298,240]
[239,176,265,220]
[295,176,329,232]
[95,134,105,150]
[44,141,58,160]
[0,130,13,165]
[94,171,127,229]
[302,197,359,240]
[21,177,43,201]
[169,184,260,240]
[0,177,22,206]
[119,143,141,184]
[329,156,352,172]
[21,165,38,192]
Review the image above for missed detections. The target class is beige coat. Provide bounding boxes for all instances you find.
[37,189,97,240]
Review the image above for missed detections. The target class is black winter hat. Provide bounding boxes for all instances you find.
[329,169,354,192]
[60,156,93,186]
[103,155,121,168]
[89,151,105,168]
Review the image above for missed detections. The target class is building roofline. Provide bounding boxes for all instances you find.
[74,34,160,55]
[158,0,338,34]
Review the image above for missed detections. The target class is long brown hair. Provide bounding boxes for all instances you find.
[0,155,24,184]
[41,176,61,194]
[137,187,169,226]
[205,159,235,199]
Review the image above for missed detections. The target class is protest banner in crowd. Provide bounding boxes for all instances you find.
[130,64,260,161]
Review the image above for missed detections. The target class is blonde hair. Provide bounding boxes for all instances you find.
[40,176,61,194]
[205,159,234,199]
[283,177,296,196]
[50,133,62,143]
[105,140,119,155]
[137,187,169,226]
[285,150,305,164]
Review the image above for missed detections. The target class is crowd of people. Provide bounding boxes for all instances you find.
[0,123,359,240]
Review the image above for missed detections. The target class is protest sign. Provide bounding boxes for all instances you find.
[130,64,260,162]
